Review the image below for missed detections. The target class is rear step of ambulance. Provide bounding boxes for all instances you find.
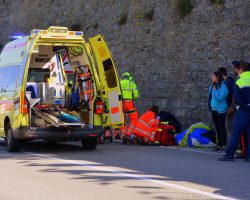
[32,107,85,128]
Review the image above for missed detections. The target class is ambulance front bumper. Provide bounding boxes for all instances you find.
[12,126,103,141]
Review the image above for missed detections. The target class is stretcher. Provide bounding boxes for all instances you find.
[32,107,85,128]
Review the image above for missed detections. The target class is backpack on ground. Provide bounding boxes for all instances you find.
[155,124,176,146]
[159,111,181,133]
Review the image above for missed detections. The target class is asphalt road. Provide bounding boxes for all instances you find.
[0,140,249,200]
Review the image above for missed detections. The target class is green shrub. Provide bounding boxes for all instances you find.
[118,13,127,26]
[177,0,194,17]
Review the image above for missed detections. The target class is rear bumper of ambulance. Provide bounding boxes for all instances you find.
[12,126,103,141]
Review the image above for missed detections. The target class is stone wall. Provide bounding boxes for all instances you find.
[1,0,250,128]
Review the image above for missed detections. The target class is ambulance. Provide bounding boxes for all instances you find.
[0,26,124,152]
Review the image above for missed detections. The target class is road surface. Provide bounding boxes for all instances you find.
[0,140,249,200]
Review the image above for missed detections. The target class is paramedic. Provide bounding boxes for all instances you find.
[120,72,139,142]
[132,105,160,145]
[219,61,250,162]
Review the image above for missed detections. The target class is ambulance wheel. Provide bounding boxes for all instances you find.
[5,123,21,152]
[81,137,97,150]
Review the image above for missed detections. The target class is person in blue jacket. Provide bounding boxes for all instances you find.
[219,61,250,162]
[208,71,228,151]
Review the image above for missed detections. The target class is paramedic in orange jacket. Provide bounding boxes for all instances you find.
[120,72,139,141]
[133,105,160,144]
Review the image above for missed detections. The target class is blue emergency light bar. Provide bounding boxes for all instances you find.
[10,35,24,39]
[33,29,41,34]
[75,32,83,36]
[9,34,29,40]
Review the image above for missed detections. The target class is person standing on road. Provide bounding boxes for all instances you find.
[219,61,250,162]
[218,67,235,141]
[119,72,139,143]
[208,71,228,151]
[231,60,248,159]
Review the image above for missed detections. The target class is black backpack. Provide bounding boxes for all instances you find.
[159,111,181,133]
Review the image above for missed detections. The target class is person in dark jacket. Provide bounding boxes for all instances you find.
[218,67,235,141]
[219,61,250,162]
[208,71,228,151]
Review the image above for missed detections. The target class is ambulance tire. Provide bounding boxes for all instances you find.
[81,137,97,150]
[5,123,22,152]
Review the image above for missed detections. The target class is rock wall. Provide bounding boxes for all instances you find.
[1,0,250,128]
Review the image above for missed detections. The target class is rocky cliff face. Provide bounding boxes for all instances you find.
[1,0,250,128]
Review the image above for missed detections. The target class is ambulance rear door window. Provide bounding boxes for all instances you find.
[103,58,117,88]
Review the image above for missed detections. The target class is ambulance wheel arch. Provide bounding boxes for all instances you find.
[88,34,124,129]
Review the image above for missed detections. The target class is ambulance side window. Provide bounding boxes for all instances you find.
[5,66,20,92]
[0,67,6,93]
[103,58,117,88]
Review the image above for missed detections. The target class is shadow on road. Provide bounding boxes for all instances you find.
[0,140,249,199]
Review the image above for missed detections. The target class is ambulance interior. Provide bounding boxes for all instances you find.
[26,45,95,128]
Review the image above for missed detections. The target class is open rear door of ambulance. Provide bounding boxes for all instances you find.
[88,34,124,129]
[14,32,41,127]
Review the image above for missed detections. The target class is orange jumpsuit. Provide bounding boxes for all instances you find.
[120,100,138,136]
[133,111,159,142]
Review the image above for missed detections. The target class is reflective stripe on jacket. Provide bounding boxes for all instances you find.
[133,111,159,140]
[120,79,139,100]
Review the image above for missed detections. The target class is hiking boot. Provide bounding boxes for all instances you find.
[218,155,234,162]
[122,135,129,145]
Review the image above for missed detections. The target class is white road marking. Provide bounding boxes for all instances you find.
[161,146,224,155]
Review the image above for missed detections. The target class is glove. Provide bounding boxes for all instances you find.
[156,116,161,120]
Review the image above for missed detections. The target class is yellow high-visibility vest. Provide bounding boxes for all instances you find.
[120,79,139,100]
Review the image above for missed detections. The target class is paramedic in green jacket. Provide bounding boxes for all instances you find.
[119,72,139,143]
[219,61,250,162]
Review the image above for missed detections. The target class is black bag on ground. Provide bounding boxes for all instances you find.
[159,111,181,133]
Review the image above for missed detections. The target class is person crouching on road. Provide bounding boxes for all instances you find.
[120,72,139,142]
[208,71,228,151]
[131,105,160,145]
[219,61,250,162]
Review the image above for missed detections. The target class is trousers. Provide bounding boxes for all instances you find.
[120,100,138,137]
[225,110,250,159]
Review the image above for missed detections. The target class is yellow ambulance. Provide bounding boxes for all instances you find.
[0,26,124,152]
